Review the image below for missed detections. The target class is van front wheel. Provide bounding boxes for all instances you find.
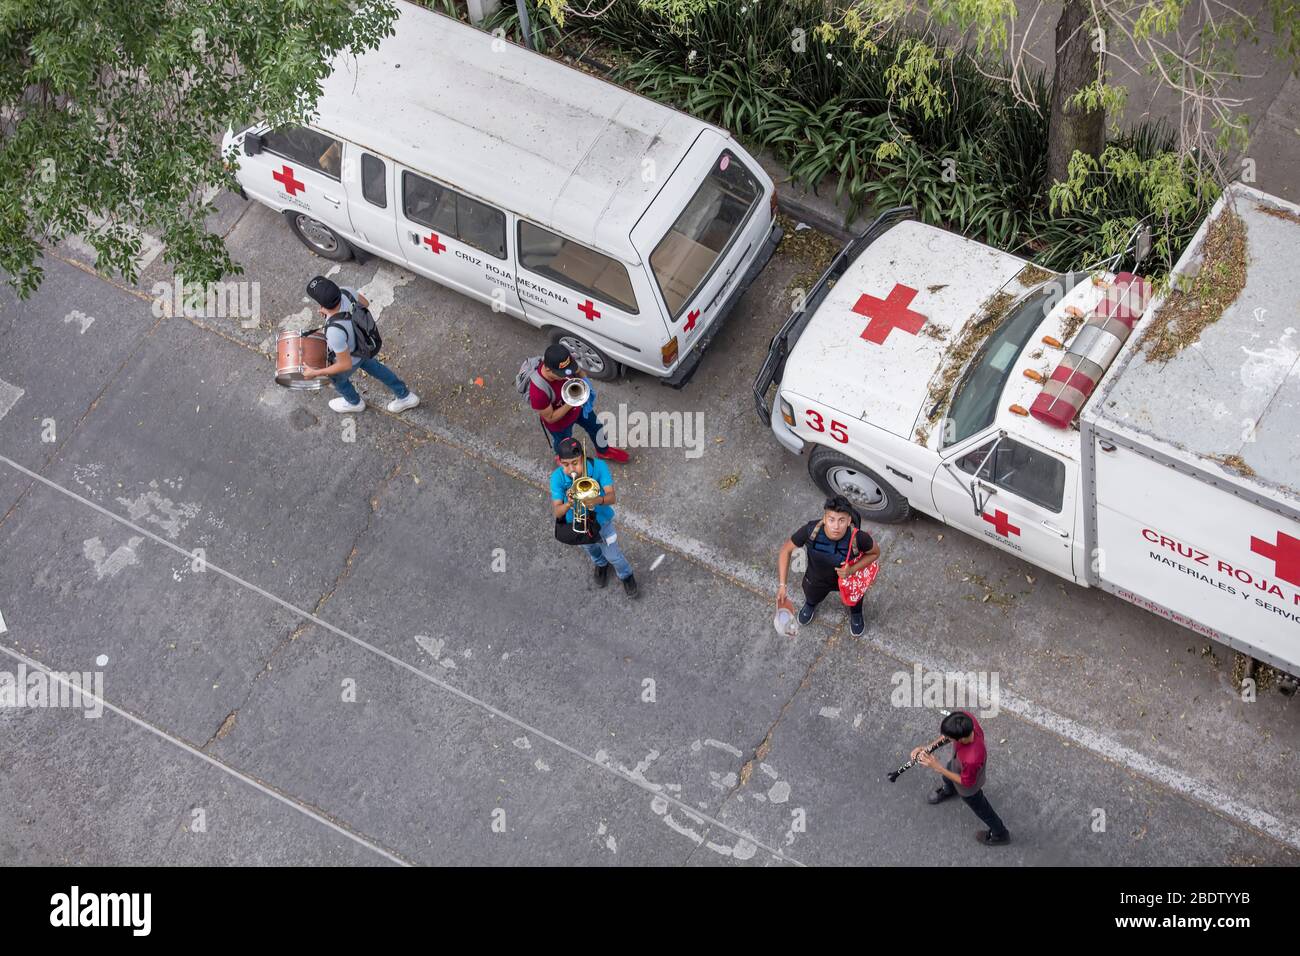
[285,211,354,262]
[551,331,620,382]
[808,447,911,523]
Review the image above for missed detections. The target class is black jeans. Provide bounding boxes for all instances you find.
[940,778,1008,837]
[801,575,864,612]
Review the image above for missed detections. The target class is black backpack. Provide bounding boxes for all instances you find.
[324,291,382,361]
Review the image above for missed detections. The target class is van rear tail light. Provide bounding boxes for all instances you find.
[662,336,679,366]
[1031,273,1153,428]
[780,397,795,426]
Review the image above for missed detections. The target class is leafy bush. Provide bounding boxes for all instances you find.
[571,0,1213,279]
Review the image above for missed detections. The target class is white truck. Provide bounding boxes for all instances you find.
[755,185,1300,676]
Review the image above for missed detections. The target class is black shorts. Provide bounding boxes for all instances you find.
[801,575,864,611]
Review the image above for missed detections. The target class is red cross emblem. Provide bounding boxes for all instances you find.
[982,509,1021,537]
[272,164,305,197]
[578,299,600,321]
[1251,530,1300,587]
[852,283,927,344]
[684,309,700,332]
[422,233,446,255]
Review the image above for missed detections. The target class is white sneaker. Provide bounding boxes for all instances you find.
[328,397,366,413]
[387,392,419,413]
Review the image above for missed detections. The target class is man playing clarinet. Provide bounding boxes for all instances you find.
[912,710,1011,846]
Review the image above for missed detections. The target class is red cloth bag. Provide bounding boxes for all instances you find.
[837,525,880,605]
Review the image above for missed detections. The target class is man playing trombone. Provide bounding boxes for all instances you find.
[550,437,638,598]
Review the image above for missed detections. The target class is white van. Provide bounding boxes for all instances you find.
[222,2,782,385]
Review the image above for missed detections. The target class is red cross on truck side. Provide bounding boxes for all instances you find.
[982,509,1021,537]
[684,309,700,332]
[1251,530,1300,587]
[578,299,601,321]
[422,233,446,255]
[272,164,305,197]
[852,283,927,344]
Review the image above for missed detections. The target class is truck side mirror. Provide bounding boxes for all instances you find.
[243,132,263,156]
[970,480,993,517]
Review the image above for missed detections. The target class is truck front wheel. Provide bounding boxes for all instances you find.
[808,447,911,523]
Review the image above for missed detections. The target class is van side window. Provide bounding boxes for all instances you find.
[261,126,342,179]
[361,154,386,208]
[518,221,638,314]
[402,172,506,260]
[956,437,1066,512]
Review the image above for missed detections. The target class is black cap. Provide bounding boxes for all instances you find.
[557,437,583,459]
[307,276,342,310]
[543,343,576,377]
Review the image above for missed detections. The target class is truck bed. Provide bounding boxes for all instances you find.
[1081,185,1300,673]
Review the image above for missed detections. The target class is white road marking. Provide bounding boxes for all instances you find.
[0,453,802,866]
[0,644,407,866]
[82,535,143,580]
[378,418,1300,855]
[0,609,6,634]
[0,378,24,423]
[63,310,95,334]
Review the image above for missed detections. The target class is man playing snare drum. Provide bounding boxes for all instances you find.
[301,276,419,415]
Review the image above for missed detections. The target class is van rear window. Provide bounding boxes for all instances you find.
[261,126,342,179]
[651,150,760,320]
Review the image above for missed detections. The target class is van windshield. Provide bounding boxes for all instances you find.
[650,150,760,320]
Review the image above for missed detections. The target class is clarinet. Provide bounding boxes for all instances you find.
[887,737,950,782]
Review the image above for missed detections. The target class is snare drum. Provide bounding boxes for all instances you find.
[275,331,329,389]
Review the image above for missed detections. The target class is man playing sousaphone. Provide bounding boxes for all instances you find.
[775,495,880,637]
[550,436,638,598]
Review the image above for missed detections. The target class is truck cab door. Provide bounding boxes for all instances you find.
[931,432,1078,582]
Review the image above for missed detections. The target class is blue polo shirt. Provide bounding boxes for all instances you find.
[551,457,615,526]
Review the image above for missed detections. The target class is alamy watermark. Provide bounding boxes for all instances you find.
[595,403,705,459]
[151,275,260,327]
[0,664,103,718]
[890,663,1000,718]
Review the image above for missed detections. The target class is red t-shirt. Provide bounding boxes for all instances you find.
[528,367,580,432]
[953,711,987,789]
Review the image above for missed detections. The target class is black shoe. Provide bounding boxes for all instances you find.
[797,602,816,626]
[622,574,639,599]
[849,608,865,636]
[975,828,1011,846]
[927,786,955,805]
[593,563,610,588]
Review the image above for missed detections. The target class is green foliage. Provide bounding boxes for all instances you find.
[1036,122,1218,274]
[581,0,1215,280]
[1,0,399,299]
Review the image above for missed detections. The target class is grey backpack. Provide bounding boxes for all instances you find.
[514,356,553,403]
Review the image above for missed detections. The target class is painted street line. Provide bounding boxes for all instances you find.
[0,453,800,866]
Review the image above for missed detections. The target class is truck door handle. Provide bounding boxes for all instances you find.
[321,194,341,207]
[409,231,420,245]
[1041,521,1070,538]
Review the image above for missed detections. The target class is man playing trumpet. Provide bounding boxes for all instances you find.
[550,436,638,598]
[529,344,629,462]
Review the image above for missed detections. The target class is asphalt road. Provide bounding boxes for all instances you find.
[0,189,1296,865]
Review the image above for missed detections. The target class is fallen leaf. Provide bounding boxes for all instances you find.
[1026,575,1036,584]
